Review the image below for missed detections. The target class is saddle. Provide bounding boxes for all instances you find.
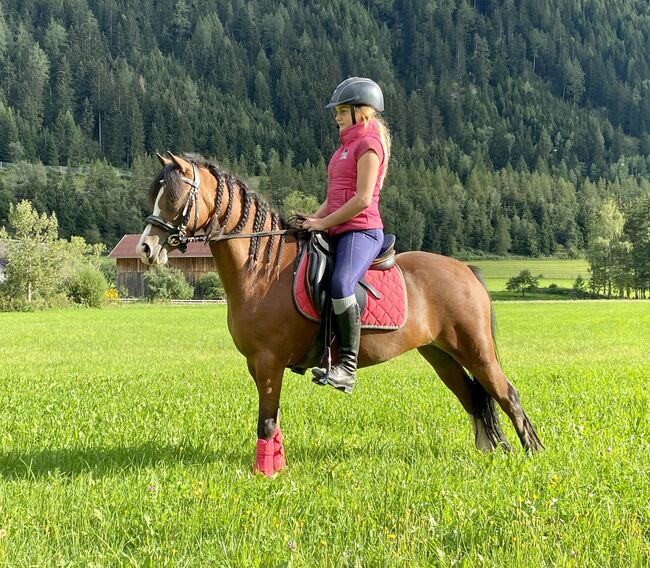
[290,232,403,374]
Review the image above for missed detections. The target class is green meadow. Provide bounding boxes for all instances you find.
[0,302,648,566]
[467,258,590,291]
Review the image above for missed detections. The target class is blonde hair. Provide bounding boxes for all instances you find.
[355,105,391,183]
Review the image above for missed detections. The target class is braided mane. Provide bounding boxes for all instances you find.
[155,155,294,273]
[186,156,288,271]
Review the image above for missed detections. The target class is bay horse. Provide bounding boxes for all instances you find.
[137,152,543,477]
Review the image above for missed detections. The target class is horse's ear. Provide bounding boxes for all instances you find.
[156,152,170,166]
[156,152,172,167]
[167,151,192,175]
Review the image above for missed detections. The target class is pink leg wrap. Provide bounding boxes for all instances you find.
[272,427,287,471]
[253,438,275,477]
[253,428,287,477]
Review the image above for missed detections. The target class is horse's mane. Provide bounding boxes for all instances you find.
[148,154,292,272]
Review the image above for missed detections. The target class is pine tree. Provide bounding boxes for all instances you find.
[0,102,18,162]
[54,111,86,165]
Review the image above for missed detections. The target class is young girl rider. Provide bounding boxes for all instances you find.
[300,77,391,394]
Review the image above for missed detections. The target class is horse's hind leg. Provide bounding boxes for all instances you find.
[418,345,511,451]
[465,358,544,452]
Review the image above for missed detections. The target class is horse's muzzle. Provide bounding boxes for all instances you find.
[136,235,168,265]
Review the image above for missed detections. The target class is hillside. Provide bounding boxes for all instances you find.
[3,0,650,172]
[0,0,649,257]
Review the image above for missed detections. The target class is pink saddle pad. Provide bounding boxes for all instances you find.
[293,253,407,330]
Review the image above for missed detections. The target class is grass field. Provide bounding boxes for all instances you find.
[467,258,590,291]
[0,302,648,566]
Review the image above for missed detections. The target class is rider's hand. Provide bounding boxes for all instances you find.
[301,216,327,232]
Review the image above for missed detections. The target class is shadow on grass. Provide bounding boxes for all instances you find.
[0,442,250,480]
[0,436,475,480]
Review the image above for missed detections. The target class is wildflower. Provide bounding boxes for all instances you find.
[147,483,158,493]
[287,540,297,551]
[0,529,6,539]
[606,447,613,453]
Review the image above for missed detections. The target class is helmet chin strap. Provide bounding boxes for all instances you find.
[351,106,357,125]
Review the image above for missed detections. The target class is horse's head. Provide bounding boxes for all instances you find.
[137,152,216,265]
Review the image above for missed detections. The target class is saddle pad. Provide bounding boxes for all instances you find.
[293,253,408,330]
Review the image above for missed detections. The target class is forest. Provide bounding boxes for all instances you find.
[0,0,649,293]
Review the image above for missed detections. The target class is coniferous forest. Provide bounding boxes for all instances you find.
[0,0,649,287]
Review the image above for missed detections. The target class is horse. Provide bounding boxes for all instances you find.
[136,152,543,477]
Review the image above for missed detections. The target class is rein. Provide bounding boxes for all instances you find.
[146,162,300,253]
[209,229,298,241]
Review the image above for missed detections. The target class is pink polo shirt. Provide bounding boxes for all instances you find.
[326,119,386,236]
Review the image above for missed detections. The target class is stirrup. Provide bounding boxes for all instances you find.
[311,367,328,386]
[310,345,332,386]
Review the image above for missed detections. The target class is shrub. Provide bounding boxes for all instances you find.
[282,191,320,218]
[143,266,193,300]
[573,274,588,293]
[195,272,225,300]
[0,288,71,311]
[99,258,117,286]
[65,266,108,307]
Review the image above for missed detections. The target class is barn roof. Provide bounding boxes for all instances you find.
[108,234,213,259]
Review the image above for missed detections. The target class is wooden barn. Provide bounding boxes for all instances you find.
[109,234,217,297]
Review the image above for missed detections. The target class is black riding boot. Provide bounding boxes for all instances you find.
[312,303,361,394]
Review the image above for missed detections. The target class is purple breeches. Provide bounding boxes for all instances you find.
[330,229,384,299]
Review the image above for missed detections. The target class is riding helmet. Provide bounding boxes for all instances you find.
[325,77,384,112]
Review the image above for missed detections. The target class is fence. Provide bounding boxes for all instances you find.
[119,298,227,304]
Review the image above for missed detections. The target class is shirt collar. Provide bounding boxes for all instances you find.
[339,120,378,145]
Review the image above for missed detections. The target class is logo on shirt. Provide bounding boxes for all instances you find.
[340,150,349,160]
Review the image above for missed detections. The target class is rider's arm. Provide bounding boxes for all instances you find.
[312,199,329,219]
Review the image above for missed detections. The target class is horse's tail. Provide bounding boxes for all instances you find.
[466,265,510,449]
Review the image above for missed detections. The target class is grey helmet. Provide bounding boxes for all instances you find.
[325,77,384,112]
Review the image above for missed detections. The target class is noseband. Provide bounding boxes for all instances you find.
[145,163,299,253]
[145,163,204,253]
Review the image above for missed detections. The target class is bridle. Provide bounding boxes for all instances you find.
[145,163,203,252]
[145,162,299,253]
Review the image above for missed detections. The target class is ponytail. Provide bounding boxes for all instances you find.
[355,105,392,184]
[373,116,391,184]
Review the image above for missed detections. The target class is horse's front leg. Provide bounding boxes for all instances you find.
[248,354,287,477]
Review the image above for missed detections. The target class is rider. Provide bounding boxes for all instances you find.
[300,77,391,394]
